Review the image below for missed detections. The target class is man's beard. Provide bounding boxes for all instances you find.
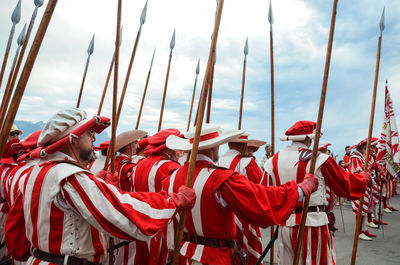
[80,148,95,163]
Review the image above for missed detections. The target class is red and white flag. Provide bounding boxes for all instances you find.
[376,83,400,179]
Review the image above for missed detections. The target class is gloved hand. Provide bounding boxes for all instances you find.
[170,185,196,211]
[360,171,372,187]
[96,169,119,186]
[298,173,319,198]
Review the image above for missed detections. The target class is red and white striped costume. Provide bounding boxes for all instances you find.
[350,150,374,215]
[89,156,106,177]
[165,154,300,265]
[218,149,263,264]
[264,142,366,265]
[10,152,178,264]
[126,154,180,265]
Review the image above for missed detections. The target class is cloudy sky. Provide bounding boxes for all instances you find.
[0,0,399,161]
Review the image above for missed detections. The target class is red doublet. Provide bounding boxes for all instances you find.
[165,156,299,265]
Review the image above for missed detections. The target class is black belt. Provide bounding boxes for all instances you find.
[295,205,326,214]
[33,249,99,265]
[183,232,238,250]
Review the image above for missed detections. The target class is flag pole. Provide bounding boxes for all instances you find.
[238,37,248,130]
[293,0,339,264]
[97,27,122,116]
[0,0,58,159]
[0,24,26,127]
[268,1,276,264]
[0,0,44,127]
[136,48,156,129]
[76,34,95,108]
[350,7,384,265]
[0,0,21,89]
[158,29,175,131]
[186,59,200,131]
[171,1,224,264]
[116,1,147,123]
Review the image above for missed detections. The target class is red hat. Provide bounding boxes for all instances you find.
[138,138,149,149]
[145,129,181,155]
[94,140,110,151]
[280,121,324,141]
[0,138,20,164]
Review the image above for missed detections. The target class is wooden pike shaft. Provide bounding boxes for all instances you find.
[0,24,16,89]
[97,54,115,115]
[76,56,91,108]
[238,57,246,129]
[293,0,338,264]
[0,45,21,127]
[186,74,198,131]
[136,62,153,129]
[108,1,122,264]
[206,59,215,123]
[158,52,173,131]
[0,7,39,126]
[171,1,224,264]
[0,0,58,159]
[269,22,275,265]
[350,34,382,265]
[116,26,142,125]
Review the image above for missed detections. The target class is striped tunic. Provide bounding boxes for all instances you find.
[350,151,373,215]
[15,152,177,264]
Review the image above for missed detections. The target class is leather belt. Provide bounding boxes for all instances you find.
[295,205,326,214]
[183,232,237,250]
[33,249,99,265]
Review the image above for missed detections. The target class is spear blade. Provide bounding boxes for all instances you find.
[17,23,27,46]
[379,7,385,33]
[11,0,22,24]
[170,29,176,50]
[140,0,148,25]
[268,0,274,25]
[196,58,200,75]
[150,48,156,70]
[34,0,44,7]
[244,37,248,56]
[87,34,95,55]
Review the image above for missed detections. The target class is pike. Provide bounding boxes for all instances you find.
[107,1,122,264]
[0,0,21,89]
[238,37,248,130]
[0,0,45,126]
[136,48,156,129]
[158,29,176,131]
[186,59,200,131]
[350,7,385,265]
[116,1,148,123]
[76,34,95,108]
[171,0,224,264]
[205,55,215,123]
[97,26,123,116]
[0,0,59,159]
[268,1,276,264]
[0,24,26,128]
[293,1,339,264]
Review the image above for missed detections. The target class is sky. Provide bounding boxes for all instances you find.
[0,0,399,161]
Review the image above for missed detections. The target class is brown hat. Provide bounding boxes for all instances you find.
[116,130,147,151]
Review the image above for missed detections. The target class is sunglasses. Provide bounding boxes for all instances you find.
[9,131,21,136]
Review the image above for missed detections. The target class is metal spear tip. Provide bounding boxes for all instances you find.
[268,0,274,25]
[17,23,27,46]
[244,37,249,55]
[170,29,176,50]
[150,48,156,67]
[140,0,148,25]
[87,34,95,55]
[11,0,22,24]
[34,0,44,8]
[196,58,200,75]
[379,7,385,32]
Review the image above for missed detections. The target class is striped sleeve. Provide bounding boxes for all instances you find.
[61,172,177,241]
[350,156,363,173]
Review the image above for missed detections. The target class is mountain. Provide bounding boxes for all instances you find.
[14,120,109,146]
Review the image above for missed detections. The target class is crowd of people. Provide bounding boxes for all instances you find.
[0,109,397,265]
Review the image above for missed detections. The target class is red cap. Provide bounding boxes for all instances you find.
[286,121,316,136]
[148,129,181,146]
[94,140,110,151]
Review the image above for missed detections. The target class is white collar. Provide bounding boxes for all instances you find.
[196,153,216,165]
[289,141,309,149]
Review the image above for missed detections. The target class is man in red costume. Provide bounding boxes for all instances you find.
[5,108,196,264]
[264,121,368,265]
[164,123,318,265]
